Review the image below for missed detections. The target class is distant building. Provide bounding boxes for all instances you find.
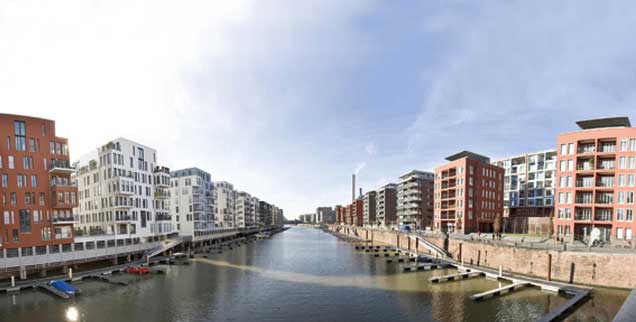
[236,191,255,229]
[434,151,504,234]
[362,191,376,226]
[214,181,236,229]
[316,206,335,224]
[376,183,397,226]
[397,170,435,230]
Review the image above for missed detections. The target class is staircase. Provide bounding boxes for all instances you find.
[413,235,450,259]
[147,238,183,258]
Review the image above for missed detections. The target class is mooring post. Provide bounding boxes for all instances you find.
[69,268,73,280]
[499,265,503,277]
[458,243,463,263]
[547,253,552,281]
[11,276,15,288]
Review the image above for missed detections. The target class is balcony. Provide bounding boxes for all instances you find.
[597,159,616,171]
[575,177,594,188]
[52,217,75,225]
[574,211,592,221]
[598,143,617,153]
[50,178,76,188]
[574,193,593,204]
[115,214,132,222]
[596,193,614,204]
[596,177,615,188]
[594,210,613,222]
[155,214,172,221]
[49,160,74,174]
[154,190,170,199]
[52,197,78,209]
[577,144,596,154]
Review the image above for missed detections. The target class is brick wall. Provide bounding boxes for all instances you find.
[334,226,636,289]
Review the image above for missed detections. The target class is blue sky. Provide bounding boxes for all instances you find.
[1,1,636,218]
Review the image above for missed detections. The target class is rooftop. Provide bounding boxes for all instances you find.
[576,117,631,130]
[445,151,490,163]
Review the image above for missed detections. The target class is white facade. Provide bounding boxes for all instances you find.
[493,149,556,214]
[74,138,174,243]
[236,191,257,229]
[214,181,236,229]
[169,168,217,241]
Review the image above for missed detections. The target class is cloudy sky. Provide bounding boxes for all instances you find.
[1,1,635,218]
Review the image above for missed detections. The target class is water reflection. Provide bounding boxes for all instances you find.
[0,227,629,322]
[65,306,79,322]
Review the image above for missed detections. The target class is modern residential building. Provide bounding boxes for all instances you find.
[272,206,284,227]
[214,181,236,229]
[335,205,344,224]
[0,114,77,263]
[350,199,363,227]
[362,191,376,226]
[236,191,255,229]
[375,183,397,226]
[316,206,336,224]
[250,196,261,227]
[493,149,556,233]
[299,213,314,223]
[554,117,636,243]
[397,170,435,230]
[259,201,272,228]
[433,151,504,234]
[74,138,174,243]
[170,167,217,241]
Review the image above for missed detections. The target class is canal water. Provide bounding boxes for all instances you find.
[0,227,629,322]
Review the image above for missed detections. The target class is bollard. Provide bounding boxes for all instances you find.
[11,276,15,288]
[69,268,73,280]
[499,265,503,277]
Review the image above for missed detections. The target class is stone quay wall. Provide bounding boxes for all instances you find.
[331,225,636,289]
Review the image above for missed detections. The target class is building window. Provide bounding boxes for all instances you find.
[8,156,14,169]
[617,228,624,239]
[621,139,628,151]
[560,144,567,155]
[14,121,26,151]
[19,209,31,233]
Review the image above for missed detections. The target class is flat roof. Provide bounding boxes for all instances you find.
[576,117,631,130]
[445,151,490,163]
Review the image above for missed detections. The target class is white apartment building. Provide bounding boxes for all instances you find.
[214,181,236,229]
[170,168,217,242]
[397,170,435,230]
[74,138,174,244]
[236,191,257,229]
[493,149,556,217]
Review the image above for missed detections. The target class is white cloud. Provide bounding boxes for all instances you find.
[365,142,377,156]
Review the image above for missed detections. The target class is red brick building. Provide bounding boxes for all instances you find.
[434,151,504,234]
[350,199,363,227]
[335,205,344,224]
[555,117,636,243]
[0,114,77,258]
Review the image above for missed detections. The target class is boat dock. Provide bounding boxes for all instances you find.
[354,241,592,322]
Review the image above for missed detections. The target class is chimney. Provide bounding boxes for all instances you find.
[352,174,356,202]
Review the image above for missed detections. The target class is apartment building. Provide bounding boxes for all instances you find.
[375,183,397,226]
[170,168,216,241]
[0,114,77,260]
[316,206,336,224]
[335,205,344,224]
[362,191,376,226]
[434,151,504,234]
[259,201,272,228]
[350,199,363,226]
[493,150,556,233]
[554,117,636,243]
[74,138,174,243]
[236,191,256,229]
[214,181,236,229]
[397,170,435,230]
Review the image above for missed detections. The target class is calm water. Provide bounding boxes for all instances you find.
[0,227,629,322]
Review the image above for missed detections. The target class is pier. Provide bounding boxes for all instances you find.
[351,233,592,322]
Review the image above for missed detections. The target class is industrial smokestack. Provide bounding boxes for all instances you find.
[352,174,356,202]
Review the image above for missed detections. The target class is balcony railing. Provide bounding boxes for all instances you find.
[599,144,616,153]
[594,213,612,221]
[575,213,592,221]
